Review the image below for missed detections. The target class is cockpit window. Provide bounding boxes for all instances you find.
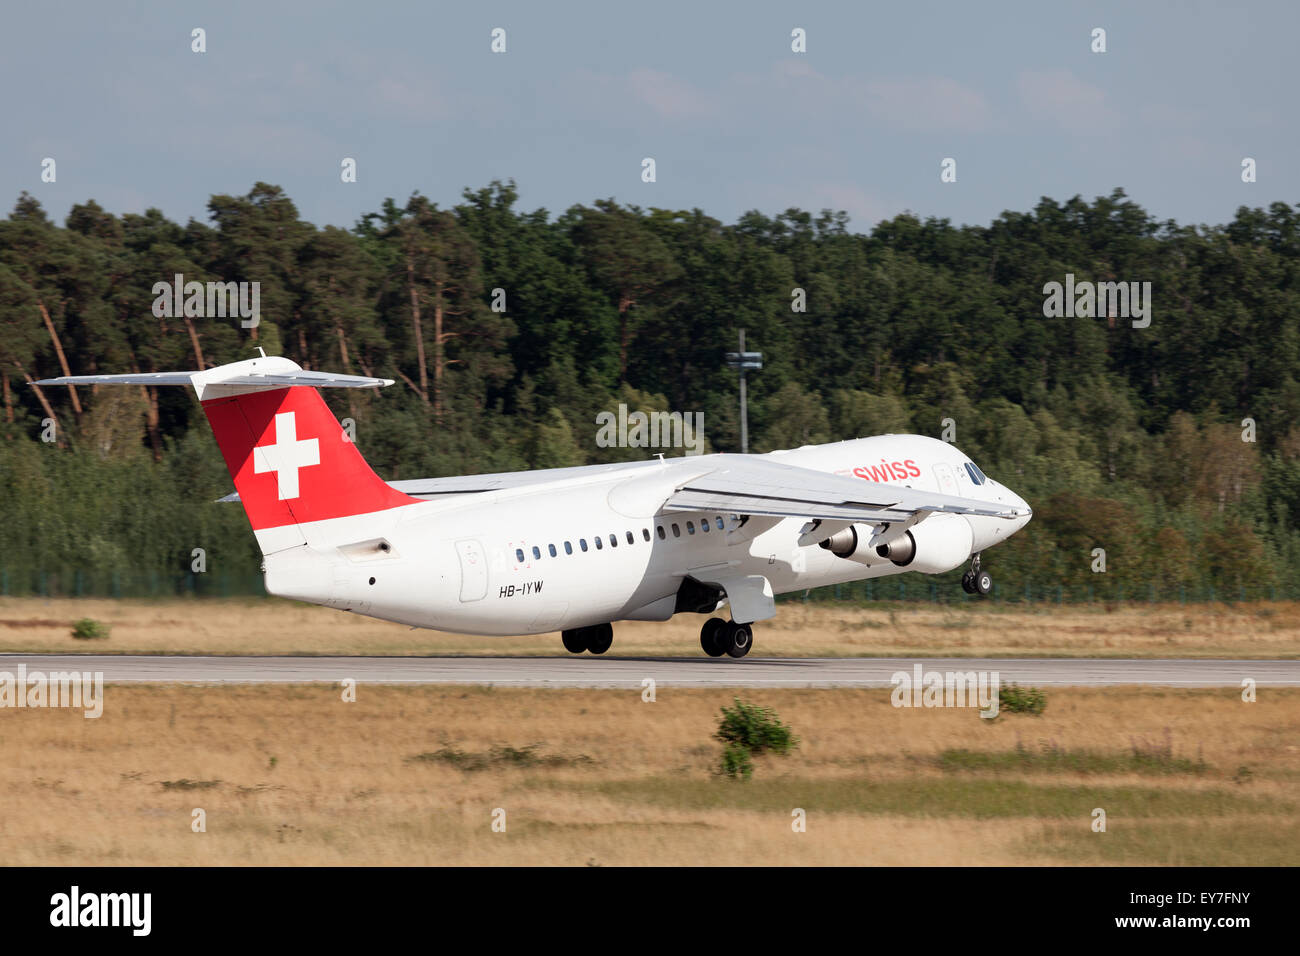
[965,462,987,485]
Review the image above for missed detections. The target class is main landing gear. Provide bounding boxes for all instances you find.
[561,622,614,655]
[961,553,993,597]
[700,617,753,659]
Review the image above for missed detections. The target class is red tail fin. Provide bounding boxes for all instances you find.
[201,386,419,531]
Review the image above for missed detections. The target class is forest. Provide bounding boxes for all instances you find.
[2,181,1298,602]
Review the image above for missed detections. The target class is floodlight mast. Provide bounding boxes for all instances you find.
[724,328,763,454]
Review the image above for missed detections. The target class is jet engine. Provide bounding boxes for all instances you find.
[820,513,973,575]
[818,524,878,564]
[873,513,973,574]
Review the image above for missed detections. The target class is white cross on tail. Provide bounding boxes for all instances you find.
[253,412,320,500]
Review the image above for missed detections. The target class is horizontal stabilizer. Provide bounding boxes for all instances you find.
[33,371,200,386]
[35,356,393,400]
[209,371,394,389]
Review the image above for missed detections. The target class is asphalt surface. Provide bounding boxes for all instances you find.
[1,655,1296,687]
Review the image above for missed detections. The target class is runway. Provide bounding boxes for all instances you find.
[1,655,1297,687]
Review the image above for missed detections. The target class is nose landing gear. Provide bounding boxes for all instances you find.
[961,553,993,597]
[700,617,753,658]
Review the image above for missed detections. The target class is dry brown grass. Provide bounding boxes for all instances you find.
[2,684,1296,865]
[2,596,1299,658]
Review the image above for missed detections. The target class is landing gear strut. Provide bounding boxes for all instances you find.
[700,617,753,658]
[561,623,614,655]
[961,553,993,597]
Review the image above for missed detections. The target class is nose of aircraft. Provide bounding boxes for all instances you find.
[979,477,1032,534]
[1007,488,1032,534]
[962,479,1032,552]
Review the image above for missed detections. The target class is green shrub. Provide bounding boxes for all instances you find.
[720,743,754,780]
[716,698,799,754]
[71,618,110,640]
[997,683,1046,715]
[716,698,799,778]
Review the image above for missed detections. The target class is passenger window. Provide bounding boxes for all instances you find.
[626,530,635,545]
[594,536,603,550]
[580,539,588,552]
[686,521,695,535]
[672,523,681,538]
[642,528,650,542]
[609,533,618,548]
[515,548,524,563]
[701,519,709,533]
[564,541,573,555]
[532,546,541,560]
[715,516,724,530]
[548,544,557,557]
[656,526,666,540]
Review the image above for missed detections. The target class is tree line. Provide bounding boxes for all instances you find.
[2,181,1298,601]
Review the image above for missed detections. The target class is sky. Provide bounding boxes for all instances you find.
[2,0,1295,233]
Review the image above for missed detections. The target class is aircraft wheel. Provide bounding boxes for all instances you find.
[974,570,993,596]
[586,623,614,655]
[561,629,587,654]
[961,570,977,594]
[700,617,727,657]
[724,622,753,659]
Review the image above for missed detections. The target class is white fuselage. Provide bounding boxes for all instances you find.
[260,435,1030,635]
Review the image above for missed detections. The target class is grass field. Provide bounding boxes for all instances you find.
[1,684,1296,865]
[3,596,1300,658]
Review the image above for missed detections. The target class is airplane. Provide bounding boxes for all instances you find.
[37,354,1032,658]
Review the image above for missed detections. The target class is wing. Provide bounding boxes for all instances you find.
[661,455,1027,524]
